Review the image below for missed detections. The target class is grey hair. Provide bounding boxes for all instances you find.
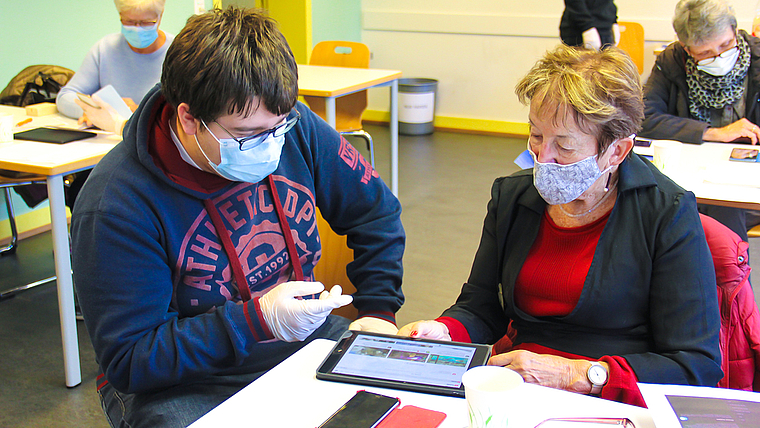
[673,0,737,46]
[114,0,166,16]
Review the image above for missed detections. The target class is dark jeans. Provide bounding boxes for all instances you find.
[697,205,760,244]
[98,315,350,428]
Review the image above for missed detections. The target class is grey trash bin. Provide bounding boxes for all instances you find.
[398,78,438,135]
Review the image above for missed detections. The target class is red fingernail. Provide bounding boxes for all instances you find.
[410,330,418,337]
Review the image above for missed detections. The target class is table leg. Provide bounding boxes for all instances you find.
[47,174,81,387]
[390,80,399,197]
[326,97,336,128]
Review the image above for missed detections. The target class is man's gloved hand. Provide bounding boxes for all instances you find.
[259,281,353,342]
[582,27,602,50]
[349,317,398,335]
[612,23,621,46]
[74,95,127,135]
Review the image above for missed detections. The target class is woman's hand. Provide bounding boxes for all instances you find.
[397,320,451,341]
[489,350,607,394]
[703,118,760,144]
[123,97,138,112]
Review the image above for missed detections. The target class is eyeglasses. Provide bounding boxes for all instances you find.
[692,37,738,66]
[213,110,301,151]
[120,18,159,28]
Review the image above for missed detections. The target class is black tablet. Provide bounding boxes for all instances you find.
[14,127,96,144]
[316,330,492,397]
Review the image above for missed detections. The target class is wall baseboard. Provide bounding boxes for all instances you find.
[0,206,70,245]
[362,110,529,138]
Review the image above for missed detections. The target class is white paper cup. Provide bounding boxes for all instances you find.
[652,140,683,178]
[0,113,13,143]
[462,365,524,428]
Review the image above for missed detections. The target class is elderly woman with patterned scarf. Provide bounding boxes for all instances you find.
[641,0,760,242]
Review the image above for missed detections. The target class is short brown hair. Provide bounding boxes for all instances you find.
[161,7,298,121]
[515,44,644,153]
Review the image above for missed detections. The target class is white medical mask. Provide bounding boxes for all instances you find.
[195,120,285,183]
[121,23,159,49]
[528,144,613,205]
[696,47,740,76]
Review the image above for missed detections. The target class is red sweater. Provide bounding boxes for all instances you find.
[439,209,646,406]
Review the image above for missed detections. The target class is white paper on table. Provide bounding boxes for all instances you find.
[702,162,760,187]
[638,382,760,428]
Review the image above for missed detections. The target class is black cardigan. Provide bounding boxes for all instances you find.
[442,154,722,387]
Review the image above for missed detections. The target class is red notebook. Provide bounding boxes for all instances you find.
[375,405,446,428]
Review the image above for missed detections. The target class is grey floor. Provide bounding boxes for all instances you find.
[1,124,759,427]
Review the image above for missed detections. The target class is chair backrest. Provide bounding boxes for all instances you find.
[303,41,371,132]
[617,21,645,74]
[312,208,358,320]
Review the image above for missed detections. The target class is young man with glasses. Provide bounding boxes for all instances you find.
[71,7,404,427]
[641,0,760,243]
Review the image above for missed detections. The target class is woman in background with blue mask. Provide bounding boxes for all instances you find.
[56,0,173,134]
[400,44,721,407]
[641,0,760,243]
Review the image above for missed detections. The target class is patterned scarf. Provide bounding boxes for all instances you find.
[686,33,751,123]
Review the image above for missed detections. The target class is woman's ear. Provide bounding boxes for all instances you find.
[607,136,634,167]
[176,103,200,136]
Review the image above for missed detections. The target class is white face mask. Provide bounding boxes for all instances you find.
[696,47,740,76]
[195,121,285,183]
[528,143,612,205]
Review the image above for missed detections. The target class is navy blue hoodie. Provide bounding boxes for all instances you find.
[71,85,404,393]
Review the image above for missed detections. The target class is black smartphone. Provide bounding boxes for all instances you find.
[318,390,400,428]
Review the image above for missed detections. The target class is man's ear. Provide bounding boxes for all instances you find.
[176,103,200,135]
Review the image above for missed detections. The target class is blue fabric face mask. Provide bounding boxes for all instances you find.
[195,120,286,183]
[121,23,159,49]
[528,143,612,205]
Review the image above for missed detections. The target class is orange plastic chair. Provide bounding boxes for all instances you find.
[312,208,358,320]
[617,21,645,74]
[303,41,375,167]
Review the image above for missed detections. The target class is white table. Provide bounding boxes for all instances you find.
[190,339,655,428]
[297,64,402,196]
[635,141,760,209]
[0,105,121,387]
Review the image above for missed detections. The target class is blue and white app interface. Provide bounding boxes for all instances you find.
[332,336,477,388]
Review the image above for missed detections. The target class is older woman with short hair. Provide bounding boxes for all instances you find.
[641,0,760,243]
[56,0,173,131]
[400,44,722,406]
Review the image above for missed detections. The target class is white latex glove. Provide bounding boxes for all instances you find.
[74,95,127,135]
[259,282,352,342]
[397,320,451,341]
[582,27,602,50]
[612,23,621,46]
[348,317,399,335]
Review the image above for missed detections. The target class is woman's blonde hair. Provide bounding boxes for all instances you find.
[114,0,165,16]
[515,44,644,153]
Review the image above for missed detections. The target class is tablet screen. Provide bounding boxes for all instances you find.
[317,331,491,397]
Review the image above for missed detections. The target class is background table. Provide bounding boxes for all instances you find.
[635,141,760,210]
[0,105,120,387]
[297,64,402,196]
[190,339,655,428]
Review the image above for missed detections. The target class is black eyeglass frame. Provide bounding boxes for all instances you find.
[120,18,159,28]
[211,109,301,151]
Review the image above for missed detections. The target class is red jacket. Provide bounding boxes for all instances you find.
[700,214,760,391]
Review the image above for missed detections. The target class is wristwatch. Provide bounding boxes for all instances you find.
[587,362,608,395]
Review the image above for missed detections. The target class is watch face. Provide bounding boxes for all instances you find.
[589,365,607,385]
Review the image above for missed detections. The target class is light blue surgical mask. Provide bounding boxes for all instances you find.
[121,23,159,49]
[195,120,286,183]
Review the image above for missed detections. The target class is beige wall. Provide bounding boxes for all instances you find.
[362,0,758,129]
